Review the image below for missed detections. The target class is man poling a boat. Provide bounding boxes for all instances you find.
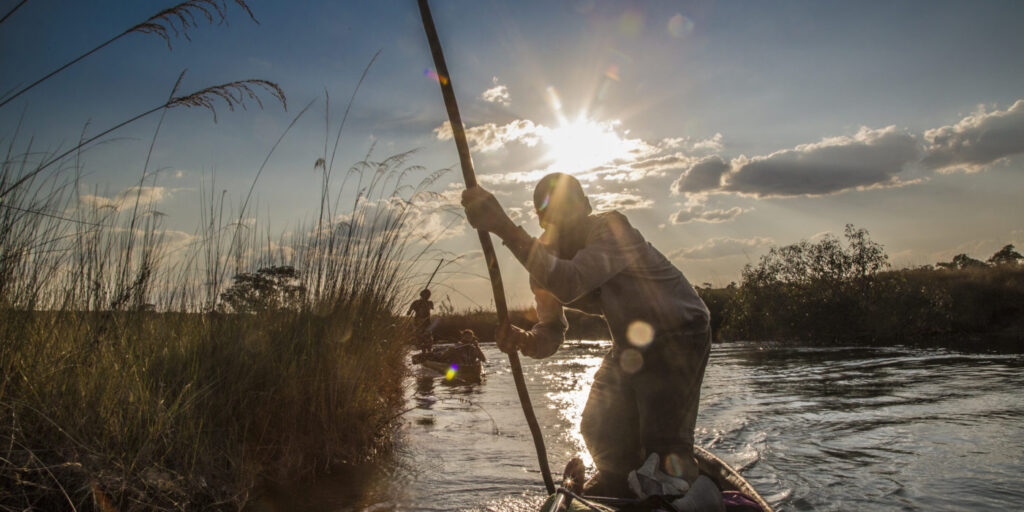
[461,172,713,499]
[408,288,434,351]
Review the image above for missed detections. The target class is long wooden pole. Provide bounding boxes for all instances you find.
[424,258,444,290]
[416,0,556,494]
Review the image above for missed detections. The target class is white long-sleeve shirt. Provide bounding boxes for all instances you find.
[504,211,710,358]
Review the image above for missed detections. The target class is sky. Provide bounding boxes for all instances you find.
[2,0,1023,310]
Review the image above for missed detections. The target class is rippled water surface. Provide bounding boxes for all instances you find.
[358,341,1024,511]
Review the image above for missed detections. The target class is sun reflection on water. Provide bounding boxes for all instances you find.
[545,351,605,469]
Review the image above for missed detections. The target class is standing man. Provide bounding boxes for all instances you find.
[408,289,434,351]
[462,173,711,497]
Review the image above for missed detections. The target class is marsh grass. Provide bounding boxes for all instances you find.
[0,129,447,509]
[0,0,259,110]
[0,4,454,506]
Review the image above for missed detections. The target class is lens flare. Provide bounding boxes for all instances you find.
[546,86,563,111]
[627,320,655,347]
[604,64,620,81]
[664,453,685,477]
[424,68,449,85]
[445,364,458,380]
[667,14,694,38]
[619,348,643,374]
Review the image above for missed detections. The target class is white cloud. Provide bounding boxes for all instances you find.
[723,125,920,197]
[691,132,723,153]
[590,190,654,212]
[434,119,544,153]
[481,77,511,106]
[921,99,1024,173]
[79,186,173,212]
[119,186,171,204]
[670,205,744,224]
[670,236,774,260]
[668,196,746,224]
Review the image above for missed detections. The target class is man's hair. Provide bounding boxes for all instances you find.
[533,172,592,216]
[420,289,431,299]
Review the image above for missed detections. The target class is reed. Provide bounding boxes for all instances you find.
[0,140,446,508]
[0,0,258,110]
[1,6,452,507]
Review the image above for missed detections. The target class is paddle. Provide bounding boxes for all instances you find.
[416,0,556,495]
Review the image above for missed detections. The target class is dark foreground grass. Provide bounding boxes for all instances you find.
[0,147,442,509]
[1,309,407,509]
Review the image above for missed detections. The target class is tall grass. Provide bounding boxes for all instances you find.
[0,133,446,508]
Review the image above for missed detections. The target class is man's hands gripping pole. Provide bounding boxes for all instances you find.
[461,186,536,357]
[461,186,517,238]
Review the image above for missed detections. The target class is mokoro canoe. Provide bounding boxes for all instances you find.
[418,358,483,383]
[539,446,773,511]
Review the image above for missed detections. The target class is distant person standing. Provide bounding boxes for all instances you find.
[408,289,434,350]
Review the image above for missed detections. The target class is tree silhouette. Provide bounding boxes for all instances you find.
[219,265,306,314]
[937,253,988,270]
[987,244,1023,266]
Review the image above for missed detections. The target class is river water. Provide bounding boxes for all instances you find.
[328,341,1024,511]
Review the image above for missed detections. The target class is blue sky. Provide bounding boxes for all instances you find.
[2,0,1023,309]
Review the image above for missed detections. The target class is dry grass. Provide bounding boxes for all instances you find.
[132,1,259,49]
[0,0,258,110]
[0,138,446,509]
[0,5,448,508]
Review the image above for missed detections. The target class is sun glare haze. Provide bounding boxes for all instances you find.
[542,116,643,175]
[2,1,1024,510]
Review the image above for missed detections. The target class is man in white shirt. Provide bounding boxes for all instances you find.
[462,172,711,497]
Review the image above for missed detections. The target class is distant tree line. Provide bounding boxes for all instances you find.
[705,226,1023,344]
[434,228,1022,347]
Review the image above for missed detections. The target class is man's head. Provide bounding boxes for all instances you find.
[533,172,592,230]
[420,289,431,299]
[460,329,477,343]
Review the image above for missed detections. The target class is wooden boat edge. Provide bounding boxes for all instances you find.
[538,446,774,511]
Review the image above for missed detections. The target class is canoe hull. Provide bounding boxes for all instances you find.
[418,358,482,383]
[539,446,773,511]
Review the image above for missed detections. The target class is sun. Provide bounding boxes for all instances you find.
[542,115,646,175]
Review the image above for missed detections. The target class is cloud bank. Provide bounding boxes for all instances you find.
[723,126,920,197]
[921,100,1024,172]
[672,155,729,194]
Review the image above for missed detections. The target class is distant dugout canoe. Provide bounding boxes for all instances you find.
[418,358,483,384]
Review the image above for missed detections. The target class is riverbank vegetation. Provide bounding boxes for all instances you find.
[436,226,1022,347]
[0,145,438,508]
[1,2,439,507]
[715,226,1023,344]
[1,144,448,507]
